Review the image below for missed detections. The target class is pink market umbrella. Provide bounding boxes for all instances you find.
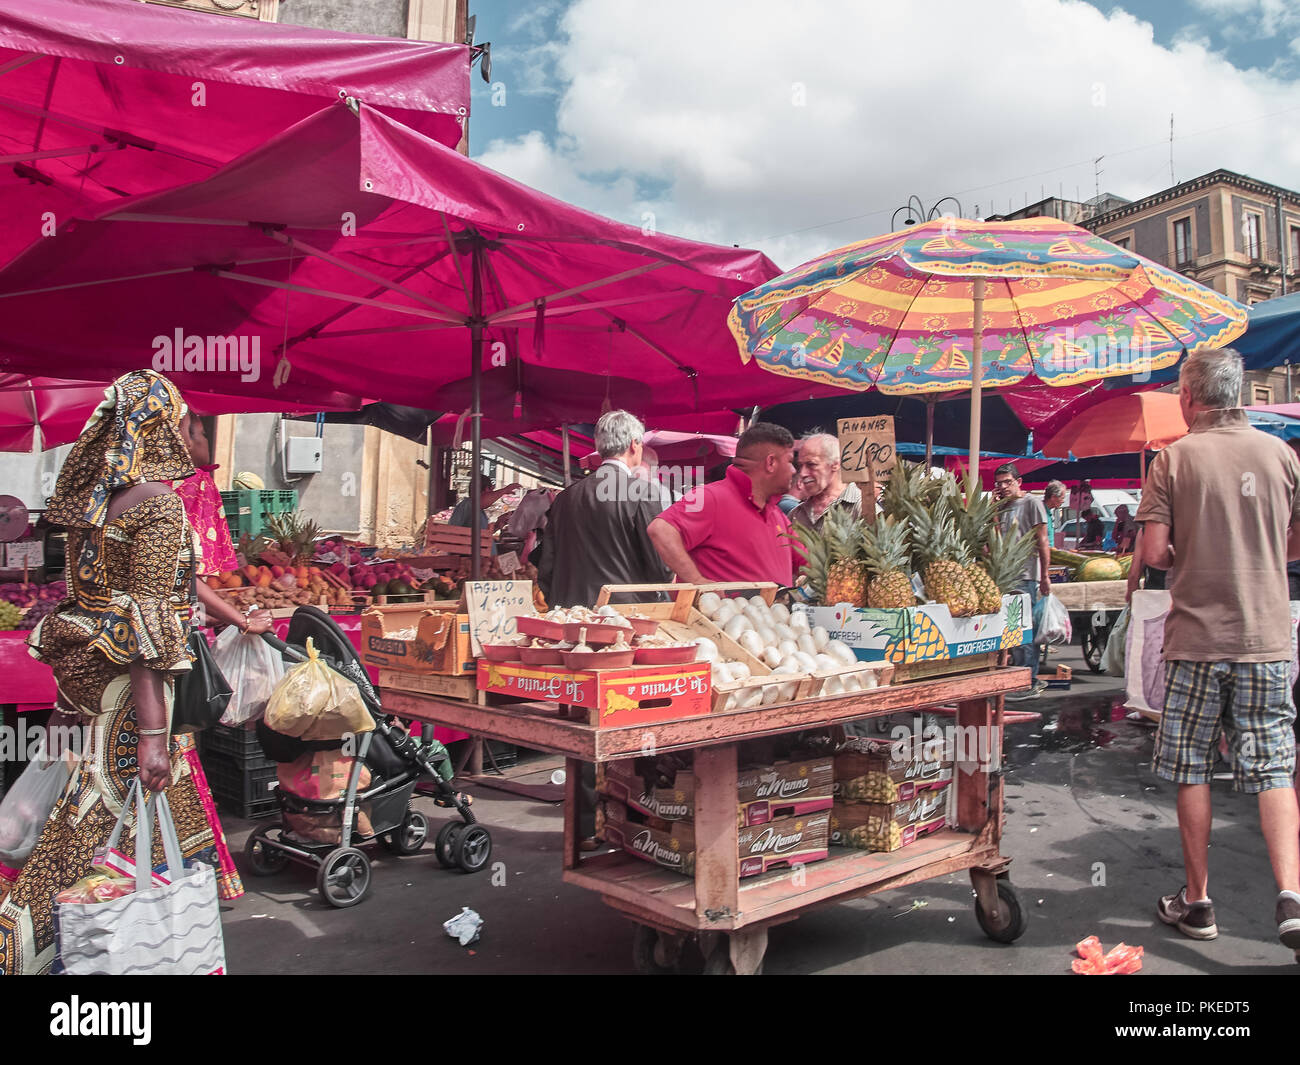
[0,0,470,268]
[0,105,824,573]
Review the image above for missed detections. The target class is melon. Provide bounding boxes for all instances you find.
[1076,556,1124,581]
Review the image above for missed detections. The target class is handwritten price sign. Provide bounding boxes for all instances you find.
[464,580,535,656]
[837,416,896,484]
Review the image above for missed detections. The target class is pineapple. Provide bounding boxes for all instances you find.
[264,511,322,564]
[981,522,1038,614]
[953,490,1002,614]
[795,507,869,607]
[905,496,980,617]
[861,516,915,608]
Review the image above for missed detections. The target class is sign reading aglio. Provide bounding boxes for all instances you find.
[152,328,261,383]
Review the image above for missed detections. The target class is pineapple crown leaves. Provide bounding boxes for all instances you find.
[860,514,912,578]
[953,490,998,556]
[794,507,866,601]
[983,522,1038,593]
[902,495,970,567]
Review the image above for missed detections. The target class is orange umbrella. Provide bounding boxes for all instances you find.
[1040,392,1187,459]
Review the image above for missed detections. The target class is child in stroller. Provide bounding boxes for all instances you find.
[243,606,491,907]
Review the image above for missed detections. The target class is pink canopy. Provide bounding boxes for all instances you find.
[0,103,816,424]
[0,0,470,268]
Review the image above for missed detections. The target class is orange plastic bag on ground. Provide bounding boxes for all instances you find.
[1072,935,1143,974]
[264,638,374,741]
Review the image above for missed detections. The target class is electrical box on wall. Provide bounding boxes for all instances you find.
[286,436,323,474]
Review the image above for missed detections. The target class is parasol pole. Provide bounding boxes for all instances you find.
[966,277,986,496]
[1140,448,1146,488]
[470,237,484,582]
[561,424,572,485]
[925,396,935,472]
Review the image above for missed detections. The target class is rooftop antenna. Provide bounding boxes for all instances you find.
[1169,113,1175,185]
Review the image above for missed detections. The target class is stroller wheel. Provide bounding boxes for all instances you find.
[435,822,463,869]
[381,809,430,856]
[453,825,492,874]
[245,823,290,877]
[317,847,372,908]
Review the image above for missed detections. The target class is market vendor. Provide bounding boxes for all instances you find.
[448,473,521,553]
[539,410,670,606]
[787,432,861,531]
[993,462,1051,700]
[648,422,796,585]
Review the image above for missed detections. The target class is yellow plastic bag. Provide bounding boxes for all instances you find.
[264,638,375,741]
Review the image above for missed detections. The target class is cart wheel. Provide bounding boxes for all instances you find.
[975,879,1026,943]
[381,809,429,856]
[453,825,492,874]
[434,822,463,869]
[702,938,763,975]
[1080,624,1109,674]
[317,847,372,908]
[245,822,289,877]
[631,924,681,974]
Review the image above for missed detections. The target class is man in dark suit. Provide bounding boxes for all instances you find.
[539,410,670,607]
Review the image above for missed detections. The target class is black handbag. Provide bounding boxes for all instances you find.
[172,629,234,734]
[172,545,234,733]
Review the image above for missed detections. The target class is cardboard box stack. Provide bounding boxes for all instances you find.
[832,734,953,853]
[597,739,835,879]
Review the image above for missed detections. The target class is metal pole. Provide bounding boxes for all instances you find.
[925,396,935,471]
[966,277,986,496]
[1278,193,1288,297]
[470,238,484,581]
[561,424,572,486]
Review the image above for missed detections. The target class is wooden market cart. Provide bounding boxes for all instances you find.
[380,660,1031,974]
[1049,579,1128,673]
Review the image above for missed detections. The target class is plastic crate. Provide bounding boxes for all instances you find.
[198,723,265,762]
[220,489,298,540]
[199,748,279,820]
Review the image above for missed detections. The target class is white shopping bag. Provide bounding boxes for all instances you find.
[211,627,285,727]
[1124,590,1171,720]
[59,781,226,975]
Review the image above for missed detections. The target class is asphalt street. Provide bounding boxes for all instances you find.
[216,642,1300,976]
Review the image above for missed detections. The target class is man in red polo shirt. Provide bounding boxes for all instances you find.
[648,422,796,585]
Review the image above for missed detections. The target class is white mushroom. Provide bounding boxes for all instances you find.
[712,661,735,685]
[826,640,858,666]
[738,629,764,659]
[723,614,752,642]
[697,591,722,619]
[793,651,819,673]
[814,653,839,672]
[777,638,799,659]
[729,661,751,682]
[715,599,739,625]
[811,625,831,652]
[790,611,812,633]
[748,594,768,610]
[694,636,719,663]
[769,603,791,625]
[761,684,782,705]
[796,633,818,657]
[762,646,785,669]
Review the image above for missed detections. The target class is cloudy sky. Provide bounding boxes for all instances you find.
[466,0,1300,269]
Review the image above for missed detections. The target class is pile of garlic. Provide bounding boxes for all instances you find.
[693,592,878,704]
[540,605,632,628]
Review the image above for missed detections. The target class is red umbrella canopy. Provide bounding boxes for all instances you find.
[1040,392,1188,458]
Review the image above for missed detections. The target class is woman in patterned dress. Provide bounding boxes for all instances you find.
[0,371,221,976]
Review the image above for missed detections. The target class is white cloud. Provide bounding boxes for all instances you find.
[1191,0,1300,35]
[473,0,1300,270]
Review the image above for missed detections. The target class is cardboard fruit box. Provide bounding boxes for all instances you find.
[360,604,474,676]
[829,790,949,852]
[795,592,1031,666]
[833,739,954,804]
[736,756,834,827]
[597,760,695,821]
[738,811,831,878]
[476,660,711,728]
[599,799,696,876]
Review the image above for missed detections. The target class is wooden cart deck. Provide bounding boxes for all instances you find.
[381,665,1031,973]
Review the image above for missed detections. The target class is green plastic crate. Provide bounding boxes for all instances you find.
[221,489,298,540]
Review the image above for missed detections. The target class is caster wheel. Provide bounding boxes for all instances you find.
[453,825,492,873]
[245,822,289,877]
[317,847,372,908]
[1081,625,1109,674]
[631,924,681,974]
[382,809,429,856]
[976,879,1027,943]
[435,822,463,869]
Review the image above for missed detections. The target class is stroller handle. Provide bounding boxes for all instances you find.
[260,631,309,662]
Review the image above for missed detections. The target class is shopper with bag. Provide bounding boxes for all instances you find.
[171,408,273,902]
[992,463,1052,699]
[0,371,224,976]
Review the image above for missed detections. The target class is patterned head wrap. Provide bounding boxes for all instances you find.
[46,370,195,528]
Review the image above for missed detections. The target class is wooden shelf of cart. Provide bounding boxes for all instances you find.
[379,664,1029,973]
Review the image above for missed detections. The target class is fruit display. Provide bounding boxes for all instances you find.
[0,601,23,631]
[1050,549,1130,582]
[795,461,1035,619]
[0,580,68,630]
[208,564,354,610]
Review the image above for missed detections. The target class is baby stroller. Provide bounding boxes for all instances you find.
[242,606,490,908]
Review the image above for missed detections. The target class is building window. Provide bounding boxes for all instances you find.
[1173,218,1192,266]
[1253,384,1273,406]
[1243,210,1263,259]
[1113,236,1130,250]
[1290,226,1300,271]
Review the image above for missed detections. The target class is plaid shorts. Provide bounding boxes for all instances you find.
[1154,660,1296,793]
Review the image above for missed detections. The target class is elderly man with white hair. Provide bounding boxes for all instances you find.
[787,432,863,533]
[539,409,670,607]
[1136,347,1300,952]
